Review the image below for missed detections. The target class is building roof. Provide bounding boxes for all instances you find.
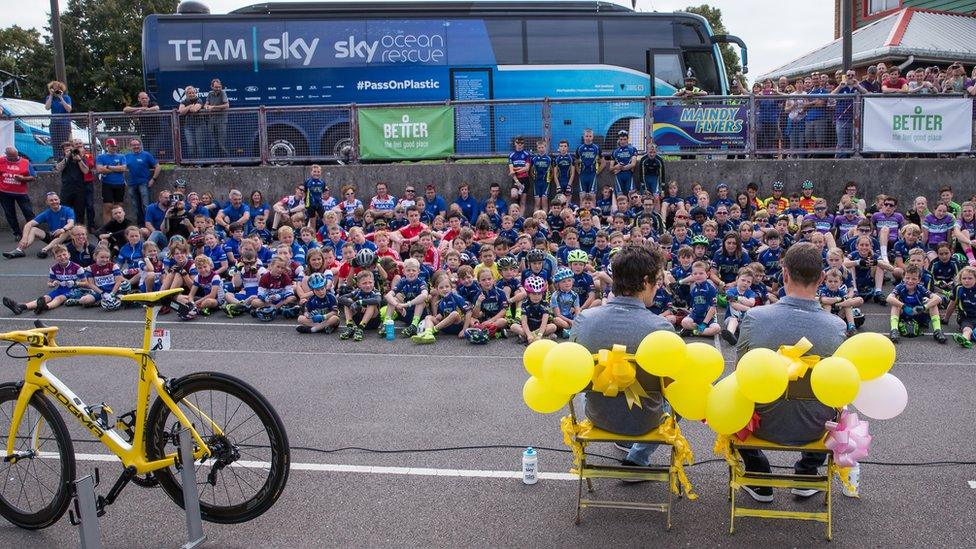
[758,8,976,80]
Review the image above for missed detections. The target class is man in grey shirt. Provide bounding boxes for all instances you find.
[736,242,846,502]
[573,245,674,466]
[204,78,230,158]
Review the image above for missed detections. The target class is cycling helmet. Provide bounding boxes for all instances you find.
[567,249,589,264]
[526,249,545,263]
[801,179,814,190]
[771,181,784,191]
[100,293,122,311]
[466,328,489,345]
[254,306,277,322]
[174,178,188,190]
[118,280,131,294]
[178,304,198,321]
[496,256,518,270]
[953,253,968,267]
[553,267,574,283]
[354,248,376,268]
[280,305,301,319]
[459,251,473,265]
[307,273,327,290]
[852,307,865,328]
[691,235,710,247]
[523,275,547,294]
[188,234,205,249]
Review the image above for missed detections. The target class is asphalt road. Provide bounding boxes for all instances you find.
[0,254,971,548]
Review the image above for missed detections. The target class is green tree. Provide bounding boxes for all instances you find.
[684,4,743,86]
[0,26,50,98]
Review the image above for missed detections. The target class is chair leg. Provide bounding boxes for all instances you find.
[729,479,737,535]
[826,467,833,541]
[575,471,583,525]
[666,475,673,531]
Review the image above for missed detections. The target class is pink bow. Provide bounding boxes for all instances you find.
[824,410,872,468]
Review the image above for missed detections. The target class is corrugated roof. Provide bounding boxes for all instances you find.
[758,8,976,80]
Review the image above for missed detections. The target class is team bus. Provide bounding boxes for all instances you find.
[143,1,747,159]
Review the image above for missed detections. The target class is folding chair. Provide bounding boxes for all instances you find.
[563,397,694,529]
[720,434,835,540]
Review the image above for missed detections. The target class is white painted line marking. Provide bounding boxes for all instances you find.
[968,480,976,489]
[51,452,577,481]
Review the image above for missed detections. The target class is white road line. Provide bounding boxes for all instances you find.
[58,452,576,481]
[968,480,976,489]
[164,348,518,360]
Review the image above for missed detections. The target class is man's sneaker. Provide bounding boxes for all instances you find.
[64,298,80,307]
[338,325,354,340]
[791,488,821,498]
[353,326,364,341]
[401,324,418,337]
[742,485,774,503]
[2,297,23,315]
[296,325,312,334]
[619,459,651,484]
[36,250,48,259]
[933,329,947,344]
[322,324,337,334]
[2,249,24,259]
[952,333,973,349]
[888,329,900,343]
[721,329,737,345]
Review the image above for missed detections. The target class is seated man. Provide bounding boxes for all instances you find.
[734,242,847,502]
[573,245,673,468]
[3,192,75,259]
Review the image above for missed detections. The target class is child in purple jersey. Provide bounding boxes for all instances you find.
[921,202,955,260]
[871,196,905,254]
[3,245,82,315]
[952,201,976,265]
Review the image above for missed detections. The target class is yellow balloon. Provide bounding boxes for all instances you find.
[705,375,755,435]
[833,332,896,381]
[522,377,571,414]
[523,339,558,378]
[634,330,687,378]
[680,342,725,384]
[664,379,713,421]
[810,357,861,408]
[735,348,789,403]
[542,342,595,394]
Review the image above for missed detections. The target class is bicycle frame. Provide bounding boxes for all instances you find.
[2,301,216,475]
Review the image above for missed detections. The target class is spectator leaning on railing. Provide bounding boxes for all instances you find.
[123,91,161,157]
[204,78,230,158]
[178,86,204,160]
[882,67,909,94]
[830,70,866,159]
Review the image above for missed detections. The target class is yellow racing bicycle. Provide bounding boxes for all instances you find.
[0,288,289,529]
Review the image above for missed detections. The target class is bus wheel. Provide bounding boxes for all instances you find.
[267,128,308,164]
[321,123,351,160]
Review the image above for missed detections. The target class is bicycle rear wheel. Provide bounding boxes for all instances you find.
[0,383,75,529]
[146,372,289,524]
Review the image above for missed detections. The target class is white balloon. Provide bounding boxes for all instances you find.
[852,373,907,420]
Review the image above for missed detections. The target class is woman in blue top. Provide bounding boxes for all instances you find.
[44,81,73,161]
[247,190,270,232]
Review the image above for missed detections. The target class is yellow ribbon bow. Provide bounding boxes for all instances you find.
[777,337,820,381]
[590,345,650,409]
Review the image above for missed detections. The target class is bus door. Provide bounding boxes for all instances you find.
[645,49,686,149]
[450,68,494,155]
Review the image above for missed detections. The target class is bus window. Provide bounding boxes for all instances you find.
[485,20,525,64]
[526,20,598,64]
[600,19,674,73]
[683,50,721,95]
[653,53,684,90]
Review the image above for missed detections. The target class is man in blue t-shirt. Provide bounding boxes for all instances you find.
[804,76,830,153]
[95,138,128,223]
[422,184,447,221]
[125,139,160,226]
[609,130,638,196]
[453,182,480,223]
[3,192,75,259]
[216,189,251,233]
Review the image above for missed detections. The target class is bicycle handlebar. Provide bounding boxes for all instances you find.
[0,322,59,345]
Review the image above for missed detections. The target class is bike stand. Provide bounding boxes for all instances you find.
[69,429,207,548]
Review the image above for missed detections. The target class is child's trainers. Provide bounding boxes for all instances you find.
[2,297,24,315]
[888,329,900,343]
[933,329,947,344]
[401,324,418,337]
[952,333,973,349]
[199,307,211,316]
[411,330,435,344]
[353,326,364,341]
[296,325,312,334]
[338,325,354,340]
[64,298,80,307]
[322,324,337,334]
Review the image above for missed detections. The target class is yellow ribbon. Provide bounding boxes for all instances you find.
[832,463,856,496]
[713,434,744,478]
[559,415,591,467]
[777,337,820,381]
[590,345,650,409]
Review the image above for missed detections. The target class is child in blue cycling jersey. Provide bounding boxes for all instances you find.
[721,267,756,345]
[116,226,144,287]
[296,273,339,334]
[550,268,579,338]
[886,264,946,344]
[668,246,695,308]
[529,140,552,213]
[412,271,471,343]
[650,275,676,326]
[511,275,556,344]
[338,269,382,341]
[891,224,923,280]
[384,258,430,337]
[553,139,575,196]
[944,266,976,348]
[680,261,720,338]
[567,251,597,309]
[818,268,860,337]
[469,268,509,339]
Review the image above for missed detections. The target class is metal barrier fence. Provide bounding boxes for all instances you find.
[4,94,974,166]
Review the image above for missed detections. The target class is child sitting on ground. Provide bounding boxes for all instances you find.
[296,273,339,334]
[3,245,82,315]
[680,260,721,338]
[886,264,946,344]
[74,246,123,308]
[549,267,580,339]
[182,255,224,317]
[818,268,861,337]
[467,268,509,341]
[337,270,383,342]
[721,267,756,345]
[510,275,556,344]
[412,271,471,344]
[944,266,976,348]
[384,258,430,337]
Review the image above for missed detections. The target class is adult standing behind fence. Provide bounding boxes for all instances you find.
[178,86,204,160]
[96,138,127,224]
[0,146,35,239]
[55,141,89,228]
[830,71,866,159]
[123,91,161,157]
[43,81,72,161]
[125,139,160,227]
[204,79,230,159]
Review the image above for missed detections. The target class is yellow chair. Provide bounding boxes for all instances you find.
[719,434,835,540]
[563,397,694,529]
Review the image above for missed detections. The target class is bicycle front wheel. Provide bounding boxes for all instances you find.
[146,372,289,524]
[0,383,75,529]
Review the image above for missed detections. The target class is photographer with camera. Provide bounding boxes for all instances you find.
[54,141,89,225]
[144,189,192,251]
[44,81,73,161]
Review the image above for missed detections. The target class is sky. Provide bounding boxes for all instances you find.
[0,0,835,78]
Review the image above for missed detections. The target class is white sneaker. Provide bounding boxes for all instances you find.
[613,443,632,452]
[742,485,774,503]
[791,488,821,498]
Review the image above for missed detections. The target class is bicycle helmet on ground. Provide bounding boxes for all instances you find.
[254,306,277,322]
[523,275,547,294]
[553,267,573,283]
[307,273,327,290]
[354,248,377,268]
[280,305,301,319]
[100,293,122,311]
[466,328,489,344]
[118,280,131,294]
[526,249,545,263]
[567,249,589,264]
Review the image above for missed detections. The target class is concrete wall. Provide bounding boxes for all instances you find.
[25,158,976,220]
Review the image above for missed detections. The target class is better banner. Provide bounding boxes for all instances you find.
[358,106,454,160]
[862,97,973,153]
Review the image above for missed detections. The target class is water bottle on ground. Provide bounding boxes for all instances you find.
[384,318,395,340]
[843,463,860,497]
[522,447,538,484]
